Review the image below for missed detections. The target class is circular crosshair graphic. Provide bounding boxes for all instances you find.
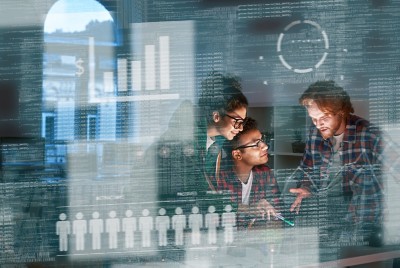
[277,20,329,74]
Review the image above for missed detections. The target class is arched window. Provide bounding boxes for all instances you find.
[43,0,116,143]
[42,0,119,257]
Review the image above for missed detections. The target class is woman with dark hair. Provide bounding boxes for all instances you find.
[196,72,248,192]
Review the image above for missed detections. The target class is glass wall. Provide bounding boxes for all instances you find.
[0,0,400,267]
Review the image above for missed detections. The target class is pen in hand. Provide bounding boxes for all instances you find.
[275,213,295,227]
[258,212,295,227]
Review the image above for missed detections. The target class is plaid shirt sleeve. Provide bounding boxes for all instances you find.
[296,126,324,192]
[217,169,241,203]
[341,117,384,225]
[251,165,281,210]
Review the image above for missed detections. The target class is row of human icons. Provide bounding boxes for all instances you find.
[56,205,236,251]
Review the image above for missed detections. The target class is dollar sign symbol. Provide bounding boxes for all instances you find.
[75,58,85,77]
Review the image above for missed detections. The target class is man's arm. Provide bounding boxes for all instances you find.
[347,129,386,226]
[289,187,311,214]
[237,166,279,221]
[288,130,317,213]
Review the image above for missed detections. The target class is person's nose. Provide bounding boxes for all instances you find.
[315,118,324,129]
[261,141,268,151]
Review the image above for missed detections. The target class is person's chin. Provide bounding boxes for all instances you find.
[319,129,333,139]
[260,154,268,164]
[322,134,333,140]
[225,134,234,140]
[228,132,238,140]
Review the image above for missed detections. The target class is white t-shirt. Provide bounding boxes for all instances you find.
[241,170,254,205]
[332,132,344,153]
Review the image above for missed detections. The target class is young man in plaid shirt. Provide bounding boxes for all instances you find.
[289,81,386,261]
[217,117,281,229]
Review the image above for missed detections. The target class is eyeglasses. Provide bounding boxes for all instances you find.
[234,135,269,150]
[224,114,246,129]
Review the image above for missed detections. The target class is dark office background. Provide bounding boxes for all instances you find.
[0,0,399,266]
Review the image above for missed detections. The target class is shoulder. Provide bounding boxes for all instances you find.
[349,114,381,138]
[253,164,271,172]
[219,168,236,184]
[349,114,370,128]
[252,165,278,186]
[252,165,273,177]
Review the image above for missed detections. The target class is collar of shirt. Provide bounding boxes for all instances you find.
[206,135,215,152]
[342,115,357,144]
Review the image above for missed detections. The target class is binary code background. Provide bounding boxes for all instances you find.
[0,0,399,267]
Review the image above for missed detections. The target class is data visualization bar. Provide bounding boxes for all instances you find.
[131,60,141,91]
[103,72,114,93]
[159,36,170,90]
[117,58,127,92]
[145,45,156,90]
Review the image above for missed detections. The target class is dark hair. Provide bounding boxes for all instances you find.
[299,80,354,117]
[198,72,248,124]
[230,117,258,150]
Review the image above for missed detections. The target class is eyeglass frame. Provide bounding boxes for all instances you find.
[224,113,247,129]
[233,135,269,150]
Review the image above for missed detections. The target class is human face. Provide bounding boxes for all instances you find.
[234,129,269,166]
[216,106,247,140]
[306,101,345,139]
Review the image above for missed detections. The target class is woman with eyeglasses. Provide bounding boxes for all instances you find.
[196,73,249,192]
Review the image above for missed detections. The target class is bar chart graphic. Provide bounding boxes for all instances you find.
[88,21,194,103]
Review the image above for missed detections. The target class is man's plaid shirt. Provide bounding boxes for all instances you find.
[297,114,386,225]
[217,165,281,228]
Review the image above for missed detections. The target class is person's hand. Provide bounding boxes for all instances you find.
[289,188,311,214]
[256,199,277,221]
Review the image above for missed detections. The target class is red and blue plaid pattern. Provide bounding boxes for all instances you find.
[298,114,385,225]
[217,165,281,228]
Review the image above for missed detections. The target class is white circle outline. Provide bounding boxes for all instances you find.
[277,20,329,73]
